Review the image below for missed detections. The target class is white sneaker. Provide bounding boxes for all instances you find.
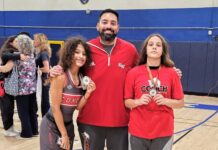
[4,126,19,137]
[11,126,20,134]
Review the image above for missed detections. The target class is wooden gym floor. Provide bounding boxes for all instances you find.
[0,94,218,150]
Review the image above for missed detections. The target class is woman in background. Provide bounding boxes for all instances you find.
[34,33,52,117]
[0,35,29,137]
[15,34,38,139]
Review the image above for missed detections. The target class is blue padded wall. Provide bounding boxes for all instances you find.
[187,43,208,93]
[170,42,191,91]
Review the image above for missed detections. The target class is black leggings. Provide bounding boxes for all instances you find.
[16,93,38,137]
[0,94,15,130]
[41,84,50,117]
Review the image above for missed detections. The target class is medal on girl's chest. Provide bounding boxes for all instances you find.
[149,88,157,96]
[146,65,161,96]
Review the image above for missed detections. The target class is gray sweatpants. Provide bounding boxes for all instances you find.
[130,134,173,150]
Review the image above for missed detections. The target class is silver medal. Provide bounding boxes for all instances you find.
[82,76,90,90]
[149,89,157,96]
[82,76,90,86]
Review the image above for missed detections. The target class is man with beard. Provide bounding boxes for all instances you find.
[76,9,139,150]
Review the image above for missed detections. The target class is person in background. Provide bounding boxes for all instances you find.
[34,33,52,117]
[0,35,29,137]
[13,34,38,139]
[124,33,184,150]
[40,37,95,150]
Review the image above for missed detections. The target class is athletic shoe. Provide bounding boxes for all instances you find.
[4,126,20,137]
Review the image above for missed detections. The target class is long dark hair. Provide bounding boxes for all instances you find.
[58,36,92,74]
[138,33,174,67]
[0,35,17,58]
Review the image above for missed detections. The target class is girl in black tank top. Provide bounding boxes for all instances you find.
[40,37,96,150]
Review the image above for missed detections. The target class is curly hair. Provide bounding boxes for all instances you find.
[16,34,34,55]
[58,36,92,74]
[34,33,52,57]
[138,33,174,67]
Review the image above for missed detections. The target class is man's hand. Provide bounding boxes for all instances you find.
[173,67,182,79]
[49,65,63,77]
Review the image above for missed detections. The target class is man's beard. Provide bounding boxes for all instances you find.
[99,28,117,42]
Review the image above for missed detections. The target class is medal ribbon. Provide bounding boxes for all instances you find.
[146,65,161,90]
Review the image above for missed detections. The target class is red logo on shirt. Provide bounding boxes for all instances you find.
[141,85,168,93]
[62,93,82,106]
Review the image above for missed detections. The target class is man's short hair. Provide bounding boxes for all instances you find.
[99,9,119,21]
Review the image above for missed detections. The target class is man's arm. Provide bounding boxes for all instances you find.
[173,67,182,78]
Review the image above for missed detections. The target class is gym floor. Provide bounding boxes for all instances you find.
[0,94,218,150]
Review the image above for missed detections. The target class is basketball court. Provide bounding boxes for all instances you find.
[0,94,218,150]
